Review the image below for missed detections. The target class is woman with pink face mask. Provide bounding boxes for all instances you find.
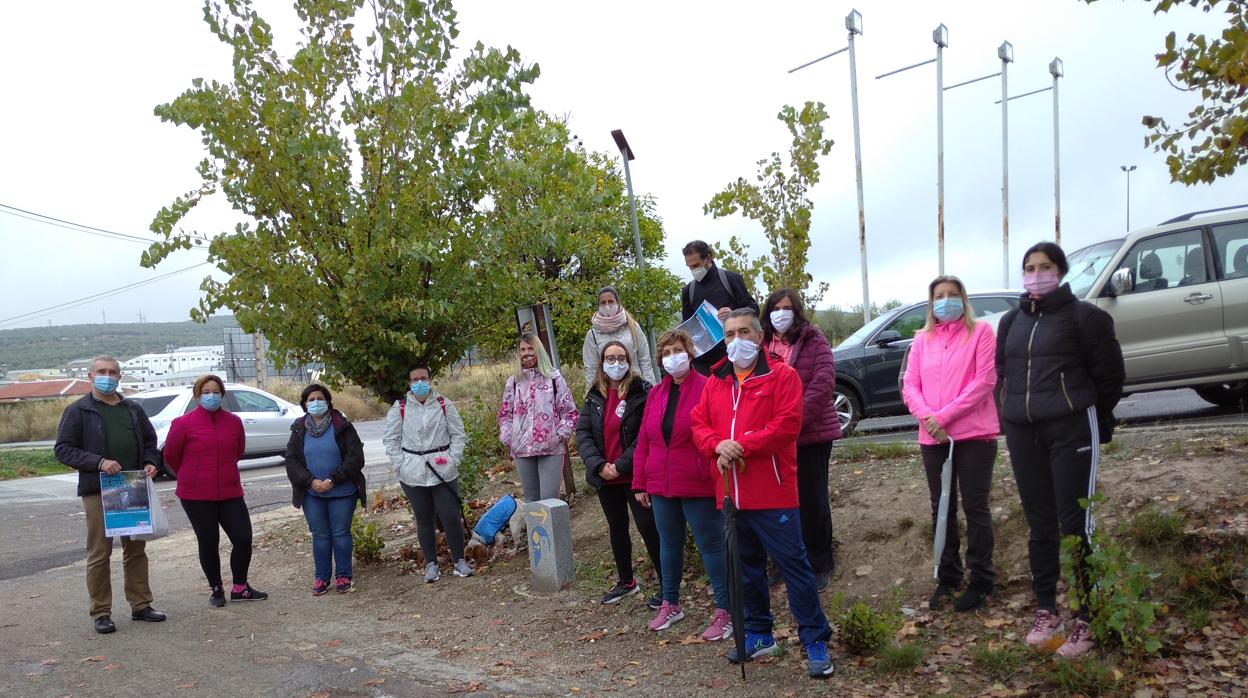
[994,241,1124,660]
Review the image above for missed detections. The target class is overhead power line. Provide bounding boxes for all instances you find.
[0,202,212,246]
[0,262,213,329]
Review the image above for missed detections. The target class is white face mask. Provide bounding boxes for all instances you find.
[599,302,620,317]
[770,309,795,333]
[603,362,629,381]
[661,351,691,377]
[726,337,759,368]
[690,265,708,282]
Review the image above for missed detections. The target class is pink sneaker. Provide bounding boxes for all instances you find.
[1025,609,1062,647]
[1055,619,1096,658]
[647,601,685,631]
[701,608,733,642]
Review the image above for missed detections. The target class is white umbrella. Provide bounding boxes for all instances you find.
[932,437,955,580]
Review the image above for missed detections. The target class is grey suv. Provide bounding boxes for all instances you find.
[991,205,1248,408]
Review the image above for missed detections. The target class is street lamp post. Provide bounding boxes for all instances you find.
[790,9,871,323]
[1120,164,1137,231]
[1050,58,1063,245]
[999,41,1013,288]
[611,129,657,361]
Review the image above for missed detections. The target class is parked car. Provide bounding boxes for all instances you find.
[832,291,1023,435]
[983,205,1248,410]
[128,383,304,478]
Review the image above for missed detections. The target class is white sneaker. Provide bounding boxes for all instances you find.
[424,562,440,583]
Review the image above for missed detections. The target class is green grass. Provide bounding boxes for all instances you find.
[1122,508,1184,549]
[834,441,918,462]
[0,449,65,480]
[972,643,1028,682]
[1044,657,1121,696]
[874,642,926,674]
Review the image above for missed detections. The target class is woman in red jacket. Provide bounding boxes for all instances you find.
[632,330,731,641]
[761,289,841,589]
[164,375,268,608]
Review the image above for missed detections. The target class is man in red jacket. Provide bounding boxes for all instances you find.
[691,309,834,678]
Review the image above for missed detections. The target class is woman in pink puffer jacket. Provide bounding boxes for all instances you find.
[902,275,999,614]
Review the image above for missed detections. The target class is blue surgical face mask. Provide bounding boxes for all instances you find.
[933,297,965,322]
[200,393,222,411]
[93,375,119,395]
[411,380,431,398]
[306,399,328,416]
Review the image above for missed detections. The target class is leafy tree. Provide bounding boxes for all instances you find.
[144,0,674,398]
[703,101,834,308]
[1111,0,1248,183]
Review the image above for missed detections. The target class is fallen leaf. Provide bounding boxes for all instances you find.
[495,659,514,667]
[325,639,342,648]
[1167,495,1181,502]
[103,664,123,671]
[80,656,106,663]
[40,658,59,666]
[678,634,703,645]
[362,678,384,686]
[983,618,1010,629]
[578,630,607,642]
[853,469,864,475]
[176,682,198,689]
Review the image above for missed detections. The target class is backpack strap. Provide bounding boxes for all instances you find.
[400,396,447,420]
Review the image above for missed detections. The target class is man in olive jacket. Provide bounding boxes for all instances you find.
[54,355,167,634]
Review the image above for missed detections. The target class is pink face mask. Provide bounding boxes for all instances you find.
[1023,270,1061,297]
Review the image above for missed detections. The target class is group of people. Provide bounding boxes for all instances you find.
[53,236,1123,679]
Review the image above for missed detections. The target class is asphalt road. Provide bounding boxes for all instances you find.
[847,387,1248,444]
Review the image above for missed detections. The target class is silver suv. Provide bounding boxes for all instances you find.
[1033,205,1248,407]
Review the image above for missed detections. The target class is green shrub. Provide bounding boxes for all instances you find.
[1176,554,1241,618]
[1044,657,1121,696]
[457,392,509,505]
[874,642,925,674]
[352,513,385,564]
[830,591,904,656]
[0,449,66,480]
[1123,508,1184,550]
[972,643,1027,682]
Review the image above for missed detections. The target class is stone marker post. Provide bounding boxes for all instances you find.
[523,499,574,592]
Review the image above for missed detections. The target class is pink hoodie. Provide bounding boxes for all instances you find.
[902,319,999,445]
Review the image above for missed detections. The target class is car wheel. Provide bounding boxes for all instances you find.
[834,386,862,436]
[1194,381,1248,408]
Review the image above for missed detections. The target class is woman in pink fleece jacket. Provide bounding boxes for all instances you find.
[632,330,732,642]
[902,276,999,613]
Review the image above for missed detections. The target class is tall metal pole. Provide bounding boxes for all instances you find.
[1050,58,1063,245]
[611,129,657,365]
[935,26,947,274]
[847,11,870,323]
[999,42,1014,288]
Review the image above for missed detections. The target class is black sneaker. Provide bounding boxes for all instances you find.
[230,585,269,601]
[601,579,640,605]
[94,616,116,634]
[953,582,994,612]
[209,586,226,608]
[928,582,958,610]
[647,593,662,610]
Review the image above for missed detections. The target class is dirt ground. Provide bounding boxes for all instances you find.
[4,426,1247,697]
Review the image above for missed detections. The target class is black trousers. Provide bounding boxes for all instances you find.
[1005,407,1101,614]
[401,481,466,562]
[796,441,835,575]
[920,439,997,589]
[596,485,662,585]
[180,497,253,588]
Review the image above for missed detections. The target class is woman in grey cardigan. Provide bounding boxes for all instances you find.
[582,286,657,386]
[382,363,471,583]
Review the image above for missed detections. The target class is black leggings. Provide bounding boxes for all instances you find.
[597,484,661,585]
[401,481,466,562]
[180,497,253,588]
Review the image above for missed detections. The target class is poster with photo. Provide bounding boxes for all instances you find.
[673,300,725,357]
[100,471,153,537]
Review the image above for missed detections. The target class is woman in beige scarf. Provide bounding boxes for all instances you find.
[582,287,657,387]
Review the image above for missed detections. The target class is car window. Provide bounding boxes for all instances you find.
[1118,229,1208,294]
[1066,239,1122,298]
[838,311,894,348]
[972,297,1014,316]
[883,306,927,341]
[1211,221,1248,280]
[133,395,175,418]
[232,390,282,412]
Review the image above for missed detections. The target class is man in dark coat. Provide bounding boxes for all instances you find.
[680,240,759,375]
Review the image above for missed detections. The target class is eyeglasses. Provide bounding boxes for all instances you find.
[603,357,629,366]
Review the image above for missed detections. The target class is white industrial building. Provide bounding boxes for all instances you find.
[121,346,225,389]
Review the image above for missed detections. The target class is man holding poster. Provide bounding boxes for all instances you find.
[680,240,759,375]
[55,355,167,635]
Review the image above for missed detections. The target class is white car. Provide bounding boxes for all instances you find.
[129,383,304,477]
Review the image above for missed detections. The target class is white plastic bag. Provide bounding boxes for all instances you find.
[134,476,170,541]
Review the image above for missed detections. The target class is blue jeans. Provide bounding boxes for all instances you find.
[736,508,832,647]
[302,495,356,581]
[651,495,729,610]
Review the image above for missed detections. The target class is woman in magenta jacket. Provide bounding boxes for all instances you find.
[164,375,268,608]
[632,330,731,641]
[761,288,841,589]
[901,276,998,612]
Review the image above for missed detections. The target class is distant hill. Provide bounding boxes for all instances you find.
[0,316,238,370]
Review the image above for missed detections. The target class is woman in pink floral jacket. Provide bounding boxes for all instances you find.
[497,333,579,501]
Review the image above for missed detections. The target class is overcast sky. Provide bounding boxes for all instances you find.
[2,0,1245,331]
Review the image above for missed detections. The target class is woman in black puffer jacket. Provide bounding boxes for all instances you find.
[576,340,661,609]
[995,241,1124,659]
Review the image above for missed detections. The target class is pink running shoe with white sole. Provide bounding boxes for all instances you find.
[1025,609,1062,647]
[1056,619,1096,658]
[648,601,684,631]
[701,608,733,642]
